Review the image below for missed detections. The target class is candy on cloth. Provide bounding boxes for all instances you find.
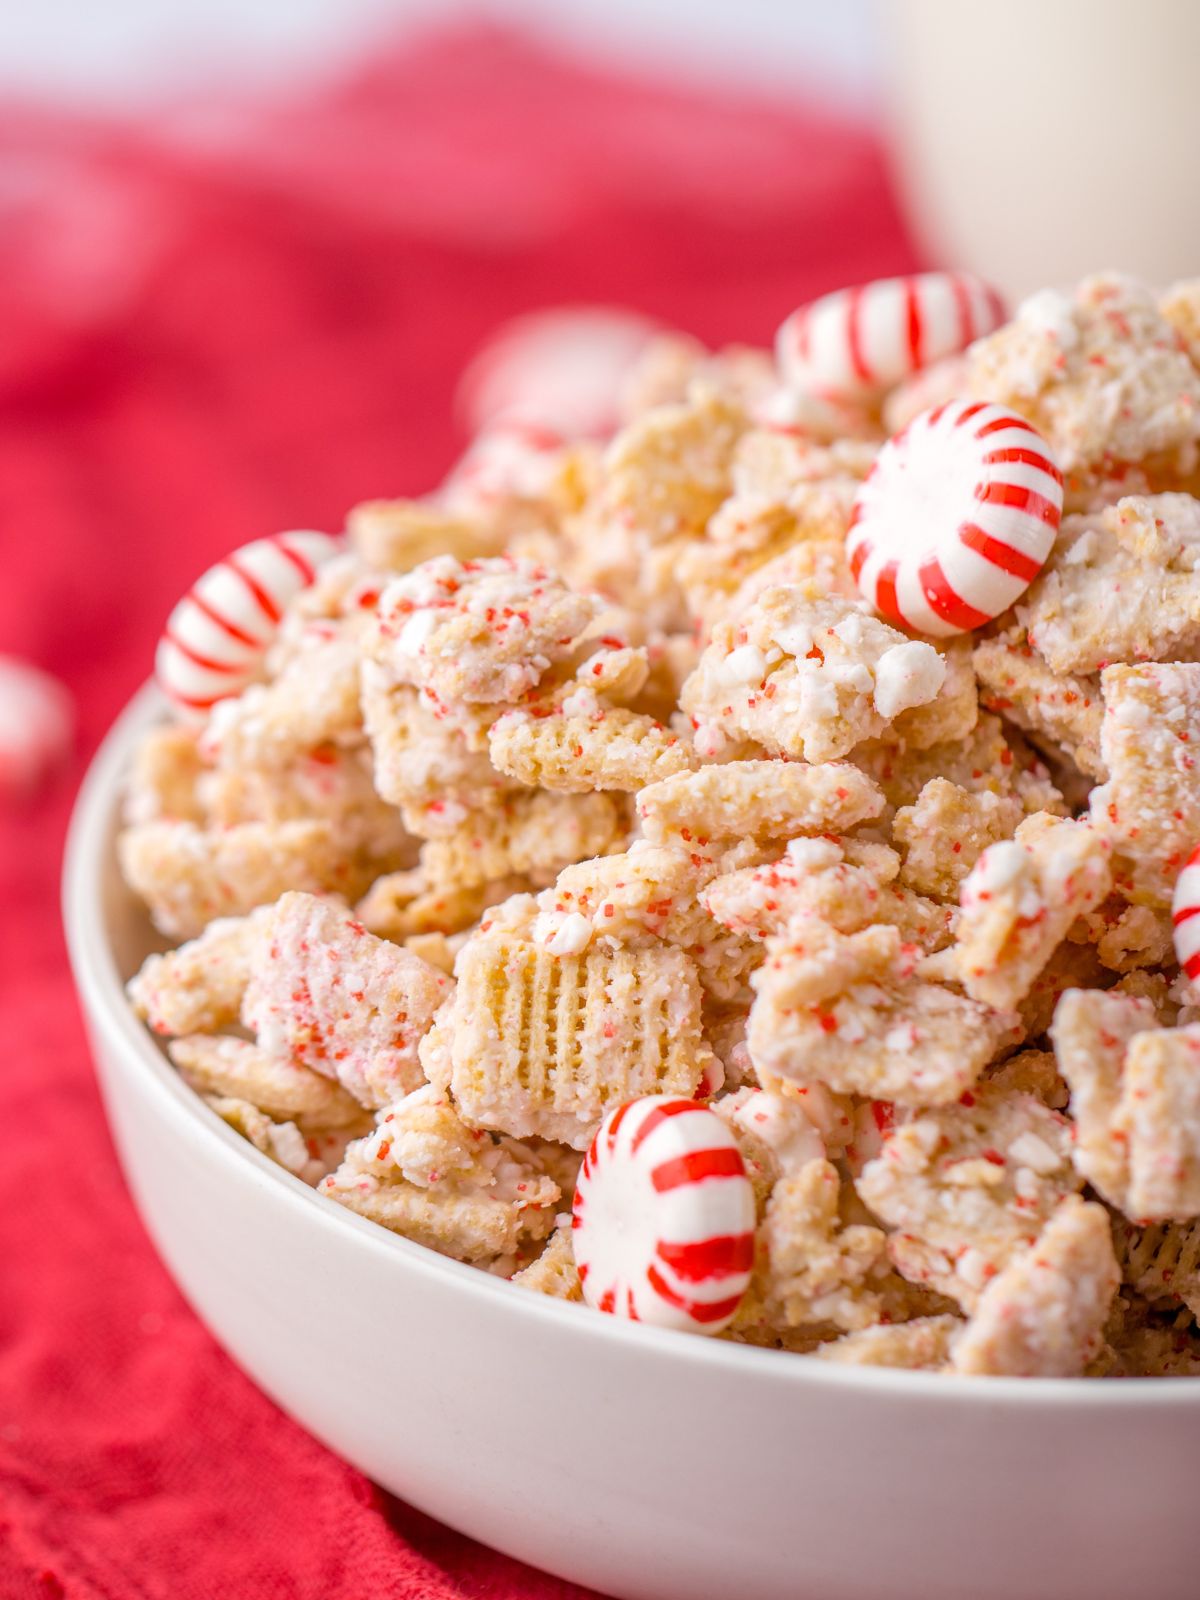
[345,497,504,572]
[680,592,952,763]
[950,1198,1119,1378]
[1088,662,1200,907]
[243,891,452,1110]
[1172,843,1200,980]
[893,779,1023,902]
[635,758,883,845]
[155,531,343,715]
[815,1315,961,1370]
[954,813,1112,1010]
[1113,1217,1200,1319]
[322,1085,561,1266]
[457,305,662,437]
[748,920,1012,1107]
[488,706,696,792]
[847,400,1063,639]
[511,1223,583,1301]
[571,1096,755,1332]
[857,1081,1081,1311]
[128,907,271,1037]
[421,934,715,1148]
[0,654,74,802]
[777,272,1005,401]
[1051,990,1200,1222]
[117,818,375,940]
[966,275,1200,489]
[972,635,1105,780]
[168,1035,369,1133]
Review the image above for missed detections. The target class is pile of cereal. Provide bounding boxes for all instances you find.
[121,273,1200,1378]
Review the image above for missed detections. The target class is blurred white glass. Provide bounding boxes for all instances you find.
[884,0,1200,298]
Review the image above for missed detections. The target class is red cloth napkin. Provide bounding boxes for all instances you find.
[0,27,918,1598]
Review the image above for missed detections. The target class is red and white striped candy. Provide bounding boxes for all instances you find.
[572,1095,755,1334]
[1172,845,1200,981]
[0,655,74,802]
[777,272,1005,402]
[457,306,660,438]
[155,530,342,716]
[847,400,1064,637]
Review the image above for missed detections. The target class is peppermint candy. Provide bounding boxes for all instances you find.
[572,1095,755,1334]
[0,655,73,801]
[457,306,660,438]
[777,272,1005,402]
[1172,844,1200,981]
[156,531,342,715]
[847,400,1063,637]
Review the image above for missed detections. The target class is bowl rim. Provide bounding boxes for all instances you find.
[63,679,1200,1406]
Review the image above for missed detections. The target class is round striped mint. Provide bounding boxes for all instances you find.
[1172,844,1200,982]
[572,1096,755,1334]
[846,400,1063,637]
[156,530,343,715]
[0,655,73,801]
[777,272,1005,401]
[457,306,660,438]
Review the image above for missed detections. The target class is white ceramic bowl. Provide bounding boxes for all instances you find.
[66,685,1199,1600]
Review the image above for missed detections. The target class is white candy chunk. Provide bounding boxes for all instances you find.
[872,641,946,719]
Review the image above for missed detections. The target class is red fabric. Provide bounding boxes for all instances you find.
[0,27,918,1598]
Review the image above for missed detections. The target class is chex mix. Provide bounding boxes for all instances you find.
[121,273,1200,1376]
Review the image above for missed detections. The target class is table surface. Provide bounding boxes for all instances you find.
[0,27,917,1598]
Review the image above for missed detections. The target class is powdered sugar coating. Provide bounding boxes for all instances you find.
[117,271,1200,1375]
[243,891,452,1109]
[681,593,949,763]
[371,555,601,707]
